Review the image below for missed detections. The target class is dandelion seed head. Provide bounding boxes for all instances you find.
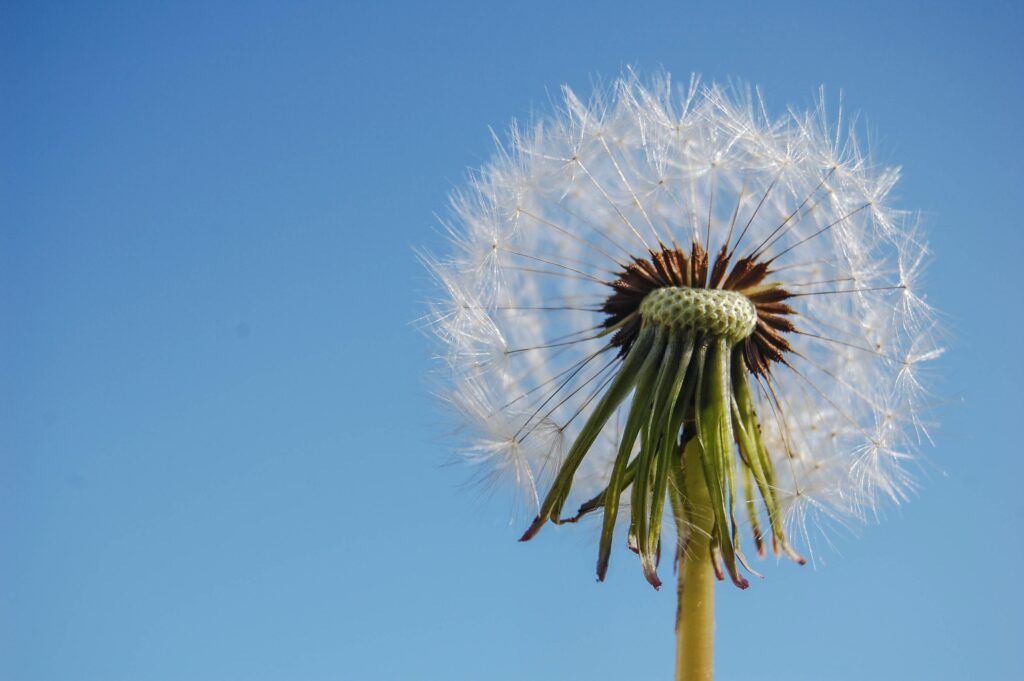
[423,72,939,584]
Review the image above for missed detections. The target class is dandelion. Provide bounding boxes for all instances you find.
[423,72,938,681]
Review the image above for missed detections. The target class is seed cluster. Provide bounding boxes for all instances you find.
[639,287,757,343]
[601,243,796,375]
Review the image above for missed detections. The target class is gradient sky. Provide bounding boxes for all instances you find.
[3,2,1023,680]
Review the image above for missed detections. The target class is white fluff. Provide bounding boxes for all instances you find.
[424,72,939,543]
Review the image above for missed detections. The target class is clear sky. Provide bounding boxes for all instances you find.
[2,2,1022,680]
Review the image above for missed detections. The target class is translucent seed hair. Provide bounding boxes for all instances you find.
[423,72,939,581]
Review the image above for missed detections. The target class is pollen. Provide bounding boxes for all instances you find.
[639,287,757,343]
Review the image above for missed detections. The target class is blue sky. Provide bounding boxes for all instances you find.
[2,1,1022,679]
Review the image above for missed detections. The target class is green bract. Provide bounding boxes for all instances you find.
[522,282,804,589]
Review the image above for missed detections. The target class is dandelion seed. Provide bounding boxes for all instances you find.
[423,72,939,681]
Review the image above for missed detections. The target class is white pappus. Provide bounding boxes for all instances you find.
[423,72,939,586]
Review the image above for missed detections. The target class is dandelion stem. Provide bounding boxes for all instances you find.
[675,437,716,681]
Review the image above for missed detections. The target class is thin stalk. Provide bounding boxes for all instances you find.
[674,436,716,681]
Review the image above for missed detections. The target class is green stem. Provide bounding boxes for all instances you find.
[675,437,715,681]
